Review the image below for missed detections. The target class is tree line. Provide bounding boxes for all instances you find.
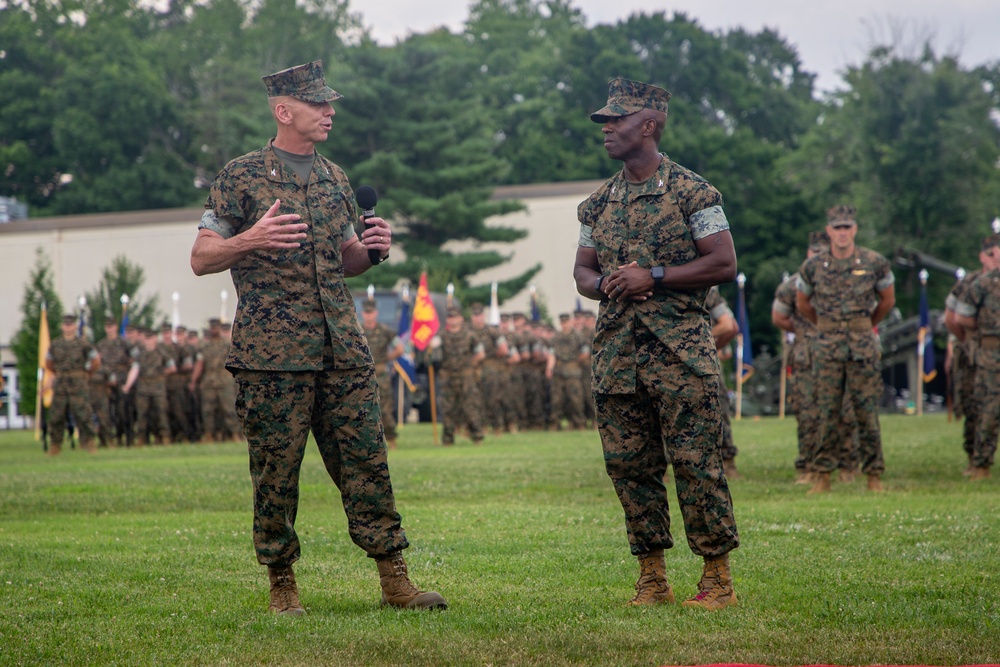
[3,0,999,358]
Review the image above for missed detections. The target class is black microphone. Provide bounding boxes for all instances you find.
[355,185,382,266]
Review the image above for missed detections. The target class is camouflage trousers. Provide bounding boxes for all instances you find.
[789,358,858,472]
[812,356,884,475]
[439,369,484,444]
[972,351,1000,469]
[520,365,548,430]
[375,369,397,441]
[479,361,509,430]
[954,351,978,457]
[134,383,170,442]
[595,347,739,558]
[233,366,408,568]
[550,369,585,429]
[166,378,195,443]
[50,374,95,446]
[88,381,114,445]
[201,378,240,439]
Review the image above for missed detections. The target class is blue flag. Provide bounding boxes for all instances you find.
[530,291,540,323]
[397,293,411,340]
[736,277,754,380]
[393,290,417,391]
[919,279,937,382]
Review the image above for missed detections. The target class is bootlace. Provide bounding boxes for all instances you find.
[385,557,421,596]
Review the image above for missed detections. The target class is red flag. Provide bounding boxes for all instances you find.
[410,273,440,351]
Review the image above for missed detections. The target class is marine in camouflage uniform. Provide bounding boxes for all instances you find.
[494,313,522,432]
[96,319,132,446]
[46,314,100,455]
[705,286,740,476]
[162,324,197,443]
[944,237,998,474]
[548,313,587,430]
[186,329,205,441]
[470,304,513,435]
[195,319,240,442]
[574,77,739,610]
[435,308,486,445]
[797,205,895,493]
[126,328,176,445]
[360,299,404,448]
[953,233,1000,480]
[773,232,831,481]
[190,60,444,614]
[575,309,597,427]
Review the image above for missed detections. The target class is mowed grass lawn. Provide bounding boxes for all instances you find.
[0,413,998,667]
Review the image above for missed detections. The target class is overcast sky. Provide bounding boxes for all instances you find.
[352,0,1000,94]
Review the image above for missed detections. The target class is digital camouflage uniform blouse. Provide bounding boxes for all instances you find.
[578,155,730,393]
[201,140,371,372]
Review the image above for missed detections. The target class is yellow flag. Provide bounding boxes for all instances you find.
[35,304,52,439]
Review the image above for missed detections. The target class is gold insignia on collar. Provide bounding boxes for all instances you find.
[852,269,867,275]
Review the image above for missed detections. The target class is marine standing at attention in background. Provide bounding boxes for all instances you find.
[573,77,740,610]
[796,205,895,494]
[190,60,446,616]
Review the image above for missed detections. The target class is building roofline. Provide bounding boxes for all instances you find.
[0,180,605,234]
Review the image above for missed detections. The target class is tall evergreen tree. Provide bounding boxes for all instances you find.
[11,250,63,416]
[85,256,161,341]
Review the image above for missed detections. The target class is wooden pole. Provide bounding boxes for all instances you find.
[428,364,439,445]
[779,337,789,419]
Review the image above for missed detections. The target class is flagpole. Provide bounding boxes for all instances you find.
[917,269,928,417]
[779,334,789,419]
[397,283,410,430]
[428,364,439,445]
[34,302,50,442]
[735,274,746,421]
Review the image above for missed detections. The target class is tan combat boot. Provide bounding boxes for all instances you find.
[682,554,738,611]
[46,443,62,457]
[627,550,675,606]
[970,467,992,481]
[376,553,447,610]
[794,470,813,485]
[807,471,831,494]
[866,474,884,492]
[267,566,306,616]
[838,469,856,484]
[723,459,741,480]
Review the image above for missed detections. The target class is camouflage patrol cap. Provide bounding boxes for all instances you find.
[362,299,377,312]
[208,317,222,327]
[500,313,511,321]
[590,77,671,123]
[446,307,463,318]
[559,313,571,321]
[262,60,342,104]
[61,314,77,324]
[808,230,831,251]
[470,303,484,315]
[827,205,857,227]
[982,234,1000,250]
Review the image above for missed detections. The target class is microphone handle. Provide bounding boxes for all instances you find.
[363,212,381,265]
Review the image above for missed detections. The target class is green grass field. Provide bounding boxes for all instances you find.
[0,414,997,666]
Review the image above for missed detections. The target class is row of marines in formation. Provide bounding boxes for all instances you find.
[360,292,744,475]
[43,315,240,455]
[40,218,1000,490]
